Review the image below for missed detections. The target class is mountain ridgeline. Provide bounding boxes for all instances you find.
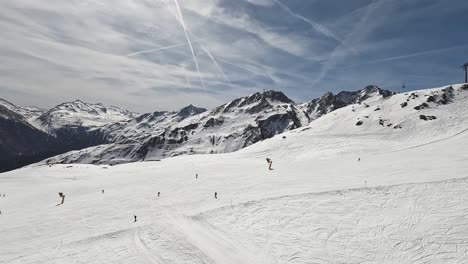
[0,86,394,171]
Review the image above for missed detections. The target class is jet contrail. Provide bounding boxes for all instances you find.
[162,0,230,84]
[215,57,273,80]
[273,0,354,53]
[201,47,230,82]
[172,0,205,89]
[126,40,203,57]
[310,0,386,86]
[366,44,468,64]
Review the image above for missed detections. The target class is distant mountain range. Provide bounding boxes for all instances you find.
[0,85,394,171]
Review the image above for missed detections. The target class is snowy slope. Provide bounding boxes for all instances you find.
[0,98,45,121]
[1,84,467,263]
[1,87,392,168]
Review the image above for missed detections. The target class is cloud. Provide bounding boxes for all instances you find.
[310,0,395,87]
[0,0,466,112]
[243,0,275,7]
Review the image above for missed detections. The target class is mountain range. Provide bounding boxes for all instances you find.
[0,85,396,171]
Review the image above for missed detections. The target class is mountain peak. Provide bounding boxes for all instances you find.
[254,90,295,104]
[177,104,207,120]
[300,85,394,120]
[359,85,393,100]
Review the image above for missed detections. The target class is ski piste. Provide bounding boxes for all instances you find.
[1,84,468,263]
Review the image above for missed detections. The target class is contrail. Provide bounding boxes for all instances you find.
[162,0,230,84]
[214,57,273,80]
[201,47,230,82]
[310,0,386,86]
[273,0,354,53]
[172,0,205,89]
[340,43,468,69]
[126,40,203,57]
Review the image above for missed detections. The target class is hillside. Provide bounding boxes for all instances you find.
[41,86,393,165]
[0,99,137,171]
[0,98,44,121]
[0,84,467,263]
[0,105,59,172]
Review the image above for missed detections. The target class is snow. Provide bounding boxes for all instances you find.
[32,100,136,132]
[1,84,468,263]
[0,98,44,121]
[44,91,307,164]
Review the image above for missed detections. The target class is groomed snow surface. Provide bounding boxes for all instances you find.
[1,84,468,263]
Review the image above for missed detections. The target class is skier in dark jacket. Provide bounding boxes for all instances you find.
[266,158,273,170]
[57,192,65,206]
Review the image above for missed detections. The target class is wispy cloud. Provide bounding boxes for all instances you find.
[0,0,467,112]
[310,0,393,87]
[345,43,468,67]
[272,0,353,53]
[126,39,204,57]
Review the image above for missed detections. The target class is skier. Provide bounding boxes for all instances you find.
[134,215,137,222]
[102,189,104,194]
[266,158,273,170]
[358,157,360,162]
[196,173,198,179]
[214,192,217,199]
[57,192,65,206]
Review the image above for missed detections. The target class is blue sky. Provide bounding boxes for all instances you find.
[0,0,467,112]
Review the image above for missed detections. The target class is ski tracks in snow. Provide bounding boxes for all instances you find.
[196,178,468,263]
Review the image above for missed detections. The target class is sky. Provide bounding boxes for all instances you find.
[0,0,467,113]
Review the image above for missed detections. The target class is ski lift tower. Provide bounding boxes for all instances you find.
[462,62,468,83]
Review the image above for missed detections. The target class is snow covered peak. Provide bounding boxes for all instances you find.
[358,85,394,102]
[218,90,295,115]
[176,104,207,120]
[248,90,295,104]
[300,85,394,119]
[0,98,16,111]
[0,104,24,121]
[0,98,45,120]
[34,100,136,132]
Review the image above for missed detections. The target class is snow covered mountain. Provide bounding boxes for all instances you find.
[2,83,468,264]
[1,86,395,169]
[44,90,309,164]
[298,85,394,119]
[0,98,45,121]
[29,100,137,152]
[32,100,136,133]
[0,99,137,171]
[0,105,59,172]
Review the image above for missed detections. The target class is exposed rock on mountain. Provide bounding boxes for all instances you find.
[1,85,396,169]
[299,85,394,119]
[0,105,59,172]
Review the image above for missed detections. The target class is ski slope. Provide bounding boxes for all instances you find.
[1,84,468,263]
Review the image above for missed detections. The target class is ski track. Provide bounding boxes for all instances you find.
[1,85,468,263]
[197,178,468,264]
